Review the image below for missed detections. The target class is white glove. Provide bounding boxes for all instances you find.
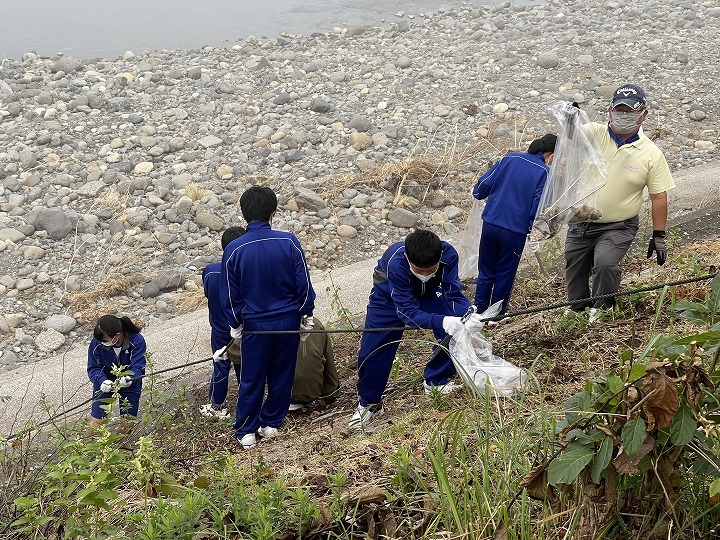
[442,316,464,336]
[118,376,133,388]
[230,326,243,340]
[300,315,314,342]
[100,380,113,393]
[464,313,486,333]
[212,349,226,362]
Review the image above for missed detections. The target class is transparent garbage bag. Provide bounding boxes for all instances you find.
[457,199,484,280]
[532,101,608,240]
[449,302,526,397]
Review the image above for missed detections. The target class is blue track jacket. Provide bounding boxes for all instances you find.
[367,241,471,333]
[220,221,315,326]
[203,262,232,352]
[472,151,549,234]
[87,332,146,386]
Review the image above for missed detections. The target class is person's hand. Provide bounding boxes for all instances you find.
[100,380,113,393]
[647,231,667,266]
[442,316,464,336]
[464,313,486,333]
[118,376,133,388]
[300,315,314,341]
[212,349,226,362]
[230,326,243,340]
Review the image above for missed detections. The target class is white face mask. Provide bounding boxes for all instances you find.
[411,270,436,283]
[611,111,643,135]
[102,335,118,347]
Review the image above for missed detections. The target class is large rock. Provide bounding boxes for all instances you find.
[195,211,225,231]
[50,56,82,73]
[45,314,77,334]
[154,269,190,291]
[35,328,66,352]
[294,187,327,211]
[387,208,419,228]
[34,207,75,240]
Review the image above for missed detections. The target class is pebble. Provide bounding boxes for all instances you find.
[1,1,719,368]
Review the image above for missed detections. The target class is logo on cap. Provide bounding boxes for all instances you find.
[612,84,646,110]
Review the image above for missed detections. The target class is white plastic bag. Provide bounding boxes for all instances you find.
[533,101,608,239]
[457,199,484,280]
[449,303,526,397]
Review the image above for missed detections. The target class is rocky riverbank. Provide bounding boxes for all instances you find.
[1,0,719,370]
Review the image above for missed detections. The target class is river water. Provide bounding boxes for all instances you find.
[0,0,535,61]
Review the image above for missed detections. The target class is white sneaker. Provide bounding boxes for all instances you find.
[257,426,278,438]
[423,381,463,396]
[348,404,381,429]
[199,403,229,420]
[288,403,305,412]
[237,433,256,449]
[588,308,601,324]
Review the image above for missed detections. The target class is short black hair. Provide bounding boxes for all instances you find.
[221,226,246,249]
[528,133,557,155]
[240,186,277,223]
[405,230,442,267]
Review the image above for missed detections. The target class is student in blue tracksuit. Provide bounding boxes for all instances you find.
[220,186,316,449]
[199,226,247,420]
[349,229,474,429]
[87,315,146,427]
[472,134,556,314]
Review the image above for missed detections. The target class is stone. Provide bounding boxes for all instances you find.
[23,246,45,260]
[349,132,373,150]
[35,328,66,352]
[198,135,224,148]
[155,269,189,291]
[0,228,26,242]
[45,314,77,334]
[294,187,327,211]
[34,207,75,240]
[387,208,419,228]
[337,225,358,238]
[142,281,161,299]
[134,162,154,174]
[195,211,225,231]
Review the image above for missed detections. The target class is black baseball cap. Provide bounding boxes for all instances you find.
[611,84,647,111]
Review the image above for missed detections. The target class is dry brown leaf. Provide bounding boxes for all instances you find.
[520,466,557,502]
[612,437,655,474]
[341,484,388,506]
[642,373,679,429]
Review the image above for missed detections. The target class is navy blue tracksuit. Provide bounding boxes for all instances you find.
[220,221,315,437]
[203,262,241,406]
[472,151,549,312]
[87,333,146,419]
[357,241,471,407]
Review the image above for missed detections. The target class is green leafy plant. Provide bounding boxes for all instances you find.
[523,275,720,538]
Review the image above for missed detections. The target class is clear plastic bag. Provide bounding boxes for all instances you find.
[449,303,526,397]
[532,101,608,239]
[456,199,484,280]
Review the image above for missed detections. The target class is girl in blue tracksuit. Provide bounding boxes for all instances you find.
[87,314,146,426]
[220,186,315,449]
[472,134,556,314]
[352,230,471,425]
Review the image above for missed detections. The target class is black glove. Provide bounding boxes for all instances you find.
[647,231,667,266]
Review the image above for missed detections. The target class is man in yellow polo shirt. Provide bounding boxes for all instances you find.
[565,83,675,315]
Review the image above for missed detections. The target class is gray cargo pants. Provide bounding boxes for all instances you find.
[564,215,639,310]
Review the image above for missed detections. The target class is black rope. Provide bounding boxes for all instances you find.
[497,272,717,321]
